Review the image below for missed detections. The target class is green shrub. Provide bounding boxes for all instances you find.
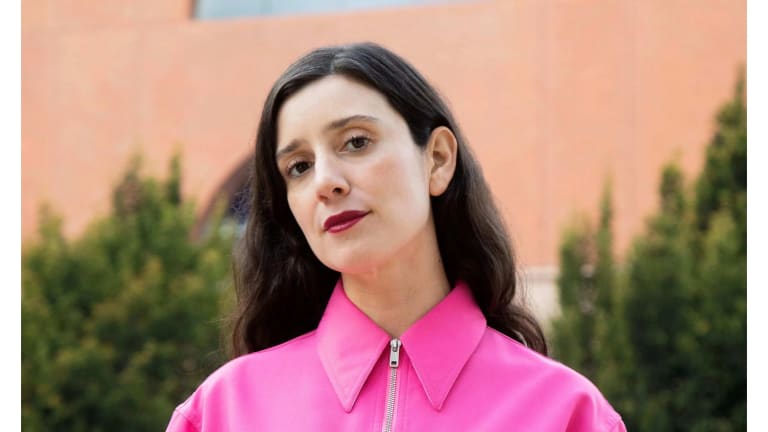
[22,155,234,431]
[552,74,746,431]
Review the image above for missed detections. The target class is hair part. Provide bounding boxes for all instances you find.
[230,42,547,357]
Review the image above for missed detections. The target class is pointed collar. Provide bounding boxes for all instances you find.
[316,279,487,412]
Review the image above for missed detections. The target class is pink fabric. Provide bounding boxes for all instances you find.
[167,280,627,431]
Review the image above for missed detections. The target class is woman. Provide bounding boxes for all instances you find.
[167,42,626,431]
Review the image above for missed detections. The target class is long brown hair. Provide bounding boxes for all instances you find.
[231,42,547,357]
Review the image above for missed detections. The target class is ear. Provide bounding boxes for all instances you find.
[425,126,458,197]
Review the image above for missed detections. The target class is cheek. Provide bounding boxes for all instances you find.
[368,150,430,211]
[287,191,313,234]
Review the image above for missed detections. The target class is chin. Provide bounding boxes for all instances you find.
[320,250,386,275]
[323,258,374,275]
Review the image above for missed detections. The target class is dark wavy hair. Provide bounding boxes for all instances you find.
[231,42,547,357]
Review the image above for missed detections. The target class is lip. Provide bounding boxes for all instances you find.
[323,210,370,233]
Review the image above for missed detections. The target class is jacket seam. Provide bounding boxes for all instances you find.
[173,407,201,432]
[606,413,624,431]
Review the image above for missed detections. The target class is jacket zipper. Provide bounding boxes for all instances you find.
[382,338,401,432]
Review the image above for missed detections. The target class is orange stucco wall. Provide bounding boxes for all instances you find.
[22,0,745,268]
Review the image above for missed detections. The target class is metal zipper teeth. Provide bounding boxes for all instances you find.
[382,338,401,432]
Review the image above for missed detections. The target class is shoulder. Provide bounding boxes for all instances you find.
[476,327,626,431]
[201,329,318,391]
[166,330,319,431]
[480,327,591,384]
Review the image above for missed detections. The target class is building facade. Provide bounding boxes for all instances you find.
[22,0,746,322]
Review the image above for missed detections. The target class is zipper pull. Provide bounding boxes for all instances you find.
[389,338,402,368]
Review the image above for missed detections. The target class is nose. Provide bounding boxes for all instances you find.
[313,154,349,201]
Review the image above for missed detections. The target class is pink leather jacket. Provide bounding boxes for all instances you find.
[166,280,626,431]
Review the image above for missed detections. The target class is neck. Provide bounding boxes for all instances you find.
[340,223,451,338]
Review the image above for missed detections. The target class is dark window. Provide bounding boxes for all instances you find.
[195,0,456,20]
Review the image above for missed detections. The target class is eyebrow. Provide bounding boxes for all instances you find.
[275,114,379,162]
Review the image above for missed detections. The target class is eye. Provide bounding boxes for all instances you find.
[343,135,371,152]
[286,160,312,178]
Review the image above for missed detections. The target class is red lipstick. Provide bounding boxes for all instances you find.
[324,210,369,233]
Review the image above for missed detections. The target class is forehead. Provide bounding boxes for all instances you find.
[276,75,402,146]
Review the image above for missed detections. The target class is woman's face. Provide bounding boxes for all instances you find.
[275,75,434,274]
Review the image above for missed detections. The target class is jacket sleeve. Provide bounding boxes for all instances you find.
[564,384,627,432]
[165,408,199,432]
[610,418,628,432]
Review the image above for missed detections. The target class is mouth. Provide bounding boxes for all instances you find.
[323,210,370,233]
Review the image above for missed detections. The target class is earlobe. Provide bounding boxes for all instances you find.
[427,127,458,197]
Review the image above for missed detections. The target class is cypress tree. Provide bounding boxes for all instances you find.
[22,155,233,431]
[552,74,746,431]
